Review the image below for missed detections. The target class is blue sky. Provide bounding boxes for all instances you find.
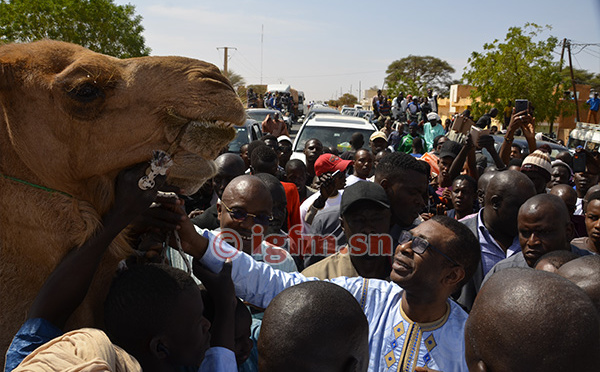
[116,0,600,101]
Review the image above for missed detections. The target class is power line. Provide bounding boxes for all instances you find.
[581,48,600,59]
[233,49,262,76]
[573,54,584,70]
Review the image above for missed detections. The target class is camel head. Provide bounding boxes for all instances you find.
[0,40,245,208]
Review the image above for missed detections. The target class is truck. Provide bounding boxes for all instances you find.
[568,122,600,151]
[266,84,305,121]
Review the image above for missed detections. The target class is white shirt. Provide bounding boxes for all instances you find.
[575,197,584,215]
[345,174,369,188]
[299,191,343,234]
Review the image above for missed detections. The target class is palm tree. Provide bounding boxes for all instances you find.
[222,70,246,90]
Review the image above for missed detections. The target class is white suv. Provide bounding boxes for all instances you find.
[290,114,377,163]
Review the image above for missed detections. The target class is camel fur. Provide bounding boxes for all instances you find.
[0,40,245,359]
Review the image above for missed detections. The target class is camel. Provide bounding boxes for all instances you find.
[0,40,245,359]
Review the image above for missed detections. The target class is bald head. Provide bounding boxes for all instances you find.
[483,170,536,237]
[219,175,273,246]
[549,184,578,215]
[520,193,571,225]
[215,153,246,174]
[534,250,578,273]
[466,268,600,372]
[476,170,496,207]
[485,170,536,205]
[212,153,246,199]
[558,255,600,315]
[258,281,369,372]
[222,175,271,203]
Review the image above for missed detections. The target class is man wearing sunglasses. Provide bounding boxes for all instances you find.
[179,213,480,371]
[215,174,297,272]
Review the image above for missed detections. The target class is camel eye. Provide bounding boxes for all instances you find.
[69,83,104,102]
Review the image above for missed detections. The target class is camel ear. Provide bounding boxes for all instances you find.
[0,46,18,92]
[0,61,15,91]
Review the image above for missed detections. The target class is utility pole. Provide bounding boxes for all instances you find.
[359,81,361,101]
[566,40,581,123]
[550,39,567,135]
[217,46,236,75]
[260,25,264,85]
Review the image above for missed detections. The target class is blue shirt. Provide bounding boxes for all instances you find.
[423,122,446,152]
[587,97,600,111]
[6,319,236,372]
[5,318,63,372]
[475,209,522,276]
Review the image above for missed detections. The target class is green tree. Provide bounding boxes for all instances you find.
[327,93,358,108]
[560,68,600,93]
[338,93,358,106]
[0,0,150,58]
[385,55,455,97]
[463,23,566,125]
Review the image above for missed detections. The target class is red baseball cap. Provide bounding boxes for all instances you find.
[314,153,352,177]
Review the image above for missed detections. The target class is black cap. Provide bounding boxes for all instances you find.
[439,140,462,159]
[340,182,390,216]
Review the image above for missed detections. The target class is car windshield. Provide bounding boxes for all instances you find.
[246,111,273,122]
[228,126,248,153]
[294,126,375,152]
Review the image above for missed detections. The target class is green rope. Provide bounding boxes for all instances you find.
[0,173,73,198]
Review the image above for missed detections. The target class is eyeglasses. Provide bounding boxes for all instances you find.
[221,201,273,225]
[399,231,459,267]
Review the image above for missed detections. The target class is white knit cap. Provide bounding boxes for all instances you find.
[521,150,552,181]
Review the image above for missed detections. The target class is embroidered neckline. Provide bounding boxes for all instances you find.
[399,299,450,332]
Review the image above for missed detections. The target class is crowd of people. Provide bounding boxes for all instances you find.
[5,94,600,371]
[247,88,296,119]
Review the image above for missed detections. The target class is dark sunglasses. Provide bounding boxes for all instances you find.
[399,231,459,267]
[221,201,273,225]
